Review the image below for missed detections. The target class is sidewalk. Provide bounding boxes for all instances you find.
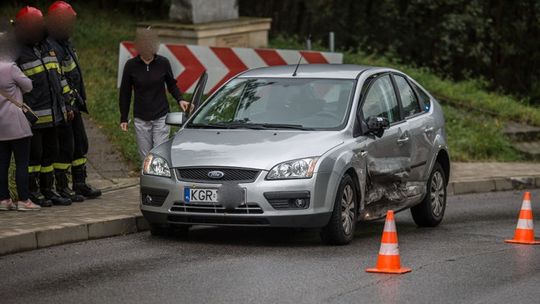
[1,158,540,256]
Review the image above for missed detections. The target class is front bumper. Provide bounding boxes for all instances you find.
[140,170,334,228]
[141,209,332,228]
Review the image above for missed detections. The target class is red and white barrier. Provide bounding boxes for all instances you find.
[118,42,343,94]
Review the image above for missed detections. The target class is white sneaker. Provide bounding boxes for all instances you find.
[16,200,41,211]
[0,199,16,211]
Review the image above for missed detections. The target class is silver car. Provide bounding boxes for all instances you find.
[140,64,450,245]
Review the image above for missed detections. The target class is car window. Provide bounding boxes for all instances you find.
[394,75,421,117]
[412,82,431,112]
[361,75,400,123]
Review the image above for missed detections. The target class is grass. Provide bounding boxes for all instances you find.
[1,5,537,167]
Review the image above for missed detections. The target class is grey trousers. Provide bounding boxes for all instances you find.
[134,115,170,160]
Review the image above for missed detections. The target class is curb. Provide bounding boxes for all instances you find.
[448,176,540,196]
[0,214,150,256]
[1,176,539,257]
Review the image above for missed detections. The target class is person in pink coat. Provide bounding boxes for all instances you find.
[0,32,40,211]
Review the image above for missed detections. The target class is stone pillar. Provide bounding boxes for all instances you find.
[137,0,271,48]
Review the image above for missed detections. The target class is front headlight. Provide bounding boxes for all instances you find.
[142,154,171,177]
[266,157,319,180]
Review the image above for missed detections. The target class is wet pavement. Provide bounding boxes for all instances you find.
[0,189,539,304]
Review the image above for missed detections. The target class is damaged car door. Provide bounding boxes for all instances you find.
[392,73,432,182]
[358,74,414,220]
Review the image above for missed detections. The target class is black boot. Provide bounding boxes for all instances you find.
[55,169,84,202]
[40,171,72,206]
[29,172,52,207]
[72,165,102,199]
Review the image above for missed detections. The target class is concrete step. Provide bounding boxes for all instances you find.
[512,141,540,160]
[503,122,540,141]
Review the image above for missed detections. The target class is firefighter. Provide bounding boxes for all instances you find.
[13,6,71,206]
[46,1,101,199]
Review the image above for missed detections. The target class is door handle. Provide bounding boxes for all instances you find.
[424,126,434,133]
[397,137,409,144]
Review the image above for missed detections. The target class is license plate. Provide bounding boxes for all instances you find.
[184,187,218,203]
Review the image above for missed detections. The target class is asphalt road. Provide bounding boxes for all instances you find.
[1,189,539,304]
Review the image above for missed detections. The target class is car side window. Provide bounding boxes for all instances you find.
[412,82,431,112]
[361,75,400,123]
[394,75,421,117]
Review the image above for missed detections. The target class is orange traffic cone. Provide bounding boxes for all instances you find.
[366,210,411,274]
[505,192,540,245]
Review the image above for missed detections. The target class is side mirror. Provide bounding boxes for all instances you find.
[165,112,187,126]
[366,116,389,138]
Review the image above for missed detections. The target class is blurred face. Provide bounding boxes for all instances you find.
[135,31,158,61]
[47,10,76,40]
[15,16,46,45]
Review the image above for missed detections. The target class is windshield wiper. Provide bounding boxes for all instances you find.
[188,122,240,129]
[252,123,314,130]
[188,122,313,130]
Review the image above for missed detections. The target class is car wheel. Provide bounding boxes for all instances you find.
[411,162,447,227]
[320,174,357,245]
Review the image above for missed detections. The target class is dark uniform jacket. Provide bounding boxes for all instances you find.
[48,37,88,113]
[16,39,67,129]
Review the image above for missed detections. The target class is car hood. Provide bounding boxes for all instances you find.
[170,129,343,170]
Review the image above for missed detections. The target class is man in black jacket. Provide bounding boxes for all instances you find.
[46,1,101,200]
[14,6,71,206]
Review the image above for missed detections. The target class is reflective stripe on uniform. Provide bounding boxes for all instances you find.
[62,85,71,94]
[53,163,72,170]
[28,165,41,173]
[34,109,52,116]
[36,115,53,124]
[22,62,61,77]
[62,59,77,73]
[20,59,43,70]
[40,165,54,173]
[72,158,87,167]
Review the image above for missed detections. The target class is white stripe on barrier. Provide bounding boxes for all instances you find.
[118,42,343,94]
[379,243,400,255]
[233,48,267,68]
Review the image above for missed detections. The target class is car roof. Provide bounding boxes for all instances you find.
[238,64,384,79]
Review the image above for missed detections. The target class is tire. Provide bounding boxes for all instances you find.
[320,174,358,245]
[411,162,447,227]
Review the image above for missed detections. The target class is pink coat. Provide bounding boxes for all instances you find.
[0,61,33,141]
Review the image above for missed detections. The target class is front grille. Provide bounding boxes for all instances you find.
[176,168,260,183]
[168,215,269,226]
[170,202,264,214]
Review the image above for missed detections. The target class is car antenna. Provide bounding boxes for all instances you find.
[292,34,310,77]
[292,53,303,77]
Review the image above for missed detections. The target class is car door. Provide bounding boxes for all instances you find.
[392,73,432,181]
[359,74,412,187]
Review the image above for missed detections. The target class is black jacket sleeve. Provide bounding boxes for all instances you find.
[119,60,133,123]
[163,58,182,102]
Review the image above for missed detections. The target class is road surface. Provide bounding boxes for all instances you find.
[1,189,539,304]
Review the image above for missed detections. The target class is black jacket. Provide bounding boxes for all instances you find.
[48,37,88,113]
[16,40,67,129]
[119,55,182,123]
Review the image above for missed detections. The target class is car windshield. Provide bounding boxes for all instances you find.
[189,78,355,130]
